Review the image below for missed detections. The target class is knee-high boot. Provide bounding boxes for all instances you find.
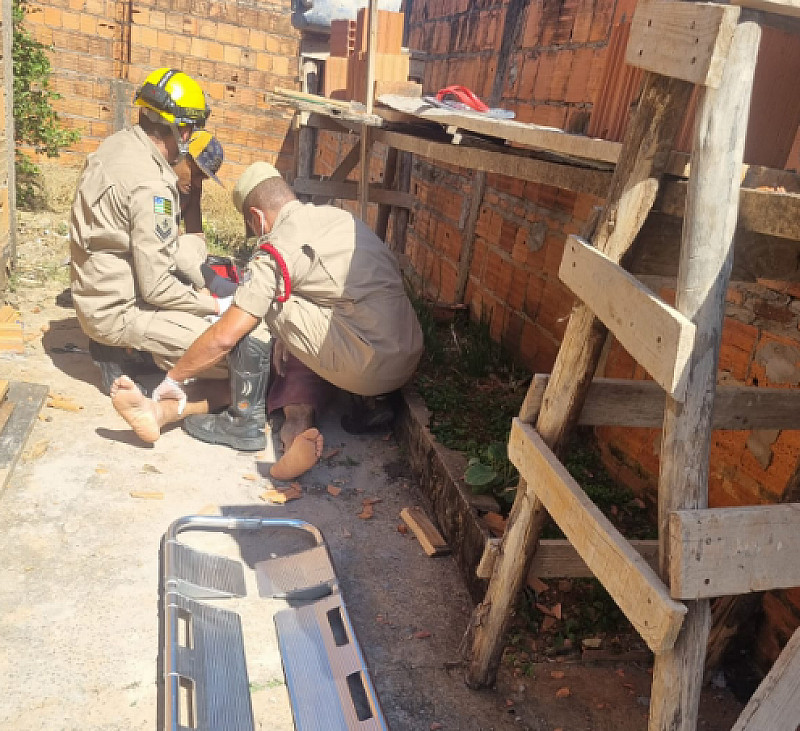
[183,335,271,451]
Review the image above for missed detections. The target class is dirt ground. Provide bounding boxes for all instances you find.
[0,162,747,730]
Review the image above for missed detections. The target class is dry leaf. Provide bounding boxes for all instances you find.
[242,473,259,481]
[322,448,340,460]
[129,490,164,500]
[397,524,408,535]
[362,497,383,506]
[358,503,374,520]
[555,687,571,699]
[482,511,506,537]
[327,484,342,496]
[260,483,303,504]
[413,630,431,639]
[141,464,162,474]
[23,439,49,461]
[541,616,557,632]
[550,670,565,679]
[95,467,108,474]
[552,602,562,620]
[430,724,443,731]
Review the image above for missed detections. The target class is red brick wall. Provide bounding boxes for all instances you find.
[21,0,300,184]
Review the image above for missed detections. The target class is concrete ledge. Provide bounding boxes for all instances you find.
[395,386,499,601]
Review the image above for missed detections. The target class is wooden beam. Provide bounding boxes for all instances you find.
[0,382,49,492]
[650,20,761,731]
[464,73,695,690]
[560,235,696,400]
[731,625,800,730]
[733,0,800,18]
[522,375,800,430]
[293,178,416,208]
[507,419,686,653]
[370,128,612,197]
[669,505,800,599]
[376,94,622,165]
[626,0,739,87]
[311,140,362,205]
[477,538,660,580]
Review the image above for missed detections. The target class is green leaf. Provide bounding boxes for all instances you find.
[464,462,497,487]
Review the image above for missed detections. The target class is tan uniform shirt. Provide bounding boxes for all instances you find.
[70,125,216,346]
[234,200,424,396]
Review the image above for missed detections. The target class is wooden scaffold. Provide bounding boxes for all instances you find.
[464,0,800,729]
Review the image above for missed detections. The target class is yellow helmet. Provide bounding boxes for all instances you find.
[133,68,210,127]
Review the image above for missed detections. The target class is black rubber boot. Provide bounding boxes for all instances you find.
[341,393,397,435]
[183,335,271,451]
[89,339,158,397]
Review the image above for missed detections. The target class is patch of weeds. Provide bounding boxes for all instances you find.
[249,679,284,692]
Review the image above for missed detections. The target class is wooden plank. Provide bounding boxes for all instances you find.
[733,0,800,18]
[465,73,695,690]
[478,538,659,579]
[376,94,622,164]
[508,419,686,653]
[522,375,800,430]
[650,20,761,731]
[0,304,18,323]
[371,128,612,197]
[0,382,50,492]
[559,235,696,400]
[626,0,739,87]
[293,178,416,208]
[732,625,800,730]
[669,505,800,599]
[0,379,8,403]
[400,506,451,557]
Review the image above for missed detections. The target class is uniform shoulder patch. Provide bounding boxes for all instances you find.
[153,196,173,216]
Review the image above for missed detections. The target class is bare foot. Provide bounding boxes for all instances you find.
[280,403,314,452]
[270,427,324,481]
[111,375,162,443]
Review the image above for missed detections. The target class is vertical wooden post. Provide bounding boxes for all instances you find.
[649,20,761,731]
[359,0,378,222]
[464,73,694,689]
[296,58,318,195]
[375,146,399,242]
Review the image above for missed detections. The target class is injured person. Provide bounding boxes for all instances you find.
[112,161,424,480]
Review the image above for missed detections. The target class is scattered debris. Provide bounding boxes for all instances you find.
[397,523,408,535]
[550,670,565,679]
[413,630,431,639]
[322,448,340,460]
[141,464,162,474]
[46,393,82,412]
[23,439,49,461]
[0,306,24,354]
[400,505,450,556]
[327,484,342,496]
[129,490,164,500]
[482,511,506,537]
[242,473,259,481]
[555,687,571,699]
[260,482,303,504]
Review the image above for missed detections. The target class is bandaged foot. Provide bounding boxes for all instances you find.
[270,427,324,481]
[111,375,162,444]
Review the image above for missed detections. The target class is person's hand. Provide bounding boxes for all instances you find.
[152,375,187,415]
[273,338,289,377]
[216,295,234,316]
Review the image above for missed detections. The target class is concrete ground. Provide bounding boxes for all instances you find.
[0,279,545,730]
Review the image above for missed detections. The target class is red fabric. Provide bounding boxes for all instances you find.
[258,242,291,303]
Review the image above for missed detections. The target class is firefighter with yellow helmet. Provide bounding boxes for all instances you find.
[70,68,268,423]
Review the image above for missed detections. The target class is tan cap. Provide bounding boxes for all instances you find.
[232,161,281,214]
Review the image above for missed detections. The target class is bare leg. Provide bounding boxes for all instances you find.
[270,428,324,481]
[111,375,229,443]
[280,403,315,453]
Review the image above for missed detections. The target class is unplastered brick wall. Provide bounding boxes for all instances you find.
[21,0,300,184]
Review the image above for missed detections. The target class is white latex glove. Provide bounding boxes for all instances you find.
[152,375,187,415]
[273,338,289,377]
[216,295,234,316]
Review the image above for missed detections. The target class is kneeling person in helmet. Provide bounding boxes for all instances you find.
[70,68,267,423]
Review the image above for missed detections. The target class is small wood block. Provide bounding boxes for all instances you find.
[400,506,451,557]
[0,401,15,434]
[508,419,687,653]
[0,305,19,323]
[626,0,740,87]
[670,505,800,599]
[559,235,696,401]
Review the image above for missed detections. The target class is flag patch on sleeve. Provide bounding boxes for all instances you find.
[153,196,172,216]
